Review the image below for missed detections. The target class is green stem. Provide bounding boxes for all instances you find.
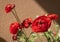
[21,28,29,42]
[11,9,20,23]
[48,31,56,42]
[44,32,51,42]
[25,38,29,42]
[49,34,55,42]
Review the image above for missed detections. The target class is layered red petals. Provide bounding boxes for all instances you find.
[10,22,21,34]
[22,18,32,28]
[48,14,58,20]
[5,4,15,13]
[32,16,51,33]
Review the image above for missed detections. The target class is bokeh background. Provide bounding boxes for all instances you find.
[0,0,60,42]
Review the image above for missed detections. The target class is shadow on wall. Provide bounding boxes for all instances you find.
[0,37,6,42]
[35,0,60,25]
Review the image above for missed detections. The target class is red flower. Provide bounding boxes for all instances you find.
[12,35,17,40]
[48,14,58,20]
[5,4,15,13]
[32,16,51,33]
[22,18,32,28]
[10,22,22,34]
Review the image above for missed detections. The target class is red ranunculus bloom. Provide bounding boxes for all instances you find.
[32,16,51,33]
[10,22,21,34]
[48,14,58,20]
[5,4,15,13]
[22,18,32,28]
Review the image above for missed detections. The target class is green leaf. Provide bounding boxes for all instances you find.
[44,32,52,38]
[28,33,37,42]
[29,38,35,42]
[17,36,25,42]
[31,32,37,39]
[54,35,59,41]
[17,30,23,36]
[17,30,26,42]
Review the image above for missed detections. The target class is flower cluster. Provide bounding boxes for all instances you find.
[5,4,60,42]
